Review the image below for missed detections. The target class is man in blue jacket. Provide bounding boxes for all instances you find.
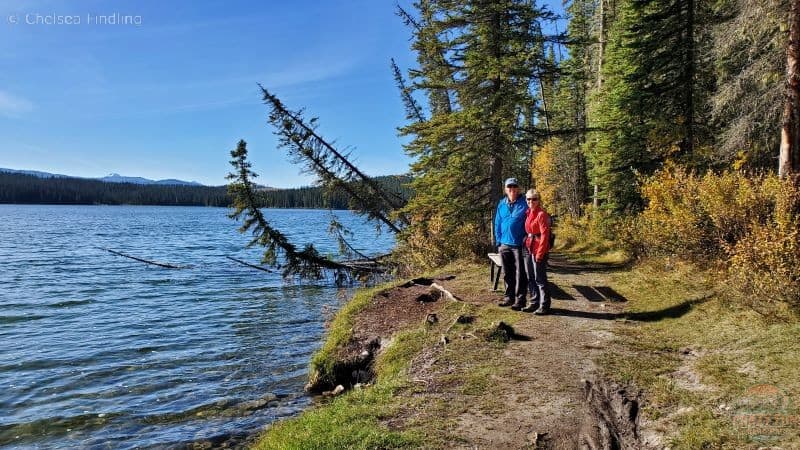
[494,177,528,309]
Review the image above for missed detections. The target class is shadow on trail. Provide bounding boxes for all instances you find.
[547,255,632,275]
[510,332,533,341]
[547,307,620,321]
[572,285,628,303]
[625,294,713,322]
[548,294,713,322]
[549,282,576,300]
[573,285,606,302]
[594,286,628,302]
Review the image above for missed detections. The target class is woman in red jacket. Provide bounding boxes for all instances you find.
[522,189,551,314]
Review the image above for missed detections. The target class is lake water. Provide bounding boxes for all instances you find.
[0,205,394,449]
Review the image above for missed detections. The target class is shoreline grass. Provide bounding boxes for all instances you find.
[251,263,522,449]
[570,254,800,448]
[252,245,799,449]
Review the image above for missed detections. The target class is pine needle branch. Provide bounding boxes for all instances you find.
[259,85,410,229]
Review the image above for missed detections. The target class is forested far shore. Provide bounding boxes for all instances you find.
[0,172,412,209]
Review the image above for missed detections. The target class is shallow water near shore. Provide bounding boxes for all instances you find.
[0,205,393,449]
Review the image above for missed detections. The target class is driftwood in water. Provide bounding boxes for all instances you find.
[99,247,187,269]
[100,247,384,276]
[336,257,388,273]
[225,256,273,273]
[225,255,384,276]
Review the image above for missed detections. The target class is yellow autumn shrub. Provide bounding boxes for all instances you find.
[530,139,559,210]
[631,168,800,318]
[726,177,800,319]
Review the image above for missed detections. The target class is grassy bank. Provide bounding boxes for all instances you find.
[597,257,800,448]
[251,245,800,449]
[253,279,422,449]
[556,230,800,447]
[251,263,524,449]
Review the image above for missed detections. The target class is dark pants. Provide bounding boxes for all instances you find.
[499,244,527,303]
[524,249,551,309]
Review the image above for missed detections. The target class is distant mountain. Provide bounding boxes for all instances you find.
[98,173,203,186]
[0,171,228,206]
[0,168,203,186]
[0,168,72,179]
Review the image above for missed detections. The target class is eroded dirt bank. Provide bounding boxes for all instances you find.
[307,255,655,449]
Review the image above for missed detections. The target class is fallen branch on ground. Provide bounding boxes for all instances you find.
[430,282,462,301]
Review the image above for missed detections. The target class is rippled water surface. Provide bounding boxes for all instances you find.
[0,205,393,449]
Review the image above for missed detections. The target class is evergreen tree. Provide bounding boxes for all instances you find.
[586,0,650,213]
[780,0,800,177]
[584,0,715,214]
[712,0,788,169]
[227,140,374,280]
[0,172,232,206]
[395,0,556,266]
[627,0,716,165]
[530,0,594,217]
[259,85,409,233]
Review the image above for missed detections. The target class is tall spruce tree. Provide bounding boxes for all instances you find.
[586,0,649,213]
[395,0,555,267]
[227,140,359,279]
[585,0,715,214]
[780,0,800,177]
[712,0,789,169]
[531,0,594,217]
[627,0,716,165]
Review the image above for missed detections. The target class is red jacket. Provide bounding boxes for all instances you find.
[524,205,551,262]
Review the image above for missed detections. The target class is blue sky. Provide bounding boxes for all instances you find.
[0,0,564,188]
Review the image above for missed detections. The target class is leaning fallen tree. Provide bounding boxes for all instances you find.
[226,87,411,280]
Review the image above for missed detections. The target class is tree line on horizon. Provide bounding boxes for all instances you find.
[0,172,411,209]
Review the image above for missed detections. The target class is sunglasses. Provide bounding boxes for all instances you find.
[526,198,539,201]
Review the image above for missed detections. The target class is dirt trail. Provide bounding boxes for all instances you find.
[405,255,639,449]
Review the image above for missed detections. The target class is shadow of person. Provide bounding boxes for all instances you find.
[625,294,713,322]
[547,294,713,322]
[547,307,621,321]
[549,282,576,300]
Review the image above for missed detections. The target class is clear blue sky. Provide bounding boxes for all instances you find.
[0,0,564,188]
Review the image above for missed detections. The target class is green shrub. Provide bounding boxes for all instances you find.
[394,217,485,272]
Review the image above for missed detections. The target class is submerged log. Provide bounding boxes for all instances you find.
[225,256,273,273]
[99,247,188,269]
[336,259,388,273]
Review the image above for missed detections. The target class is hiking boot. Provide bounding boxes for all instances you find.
[533,307,549,315]
[510,301,525,311]
[521,302,540,313]
[498,298,515,307]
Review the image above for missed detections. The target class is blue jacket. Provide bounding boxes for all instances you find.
[494,196,528,247]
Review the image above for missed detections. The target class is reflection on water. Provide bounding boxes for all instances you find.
[0,205,393,449]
